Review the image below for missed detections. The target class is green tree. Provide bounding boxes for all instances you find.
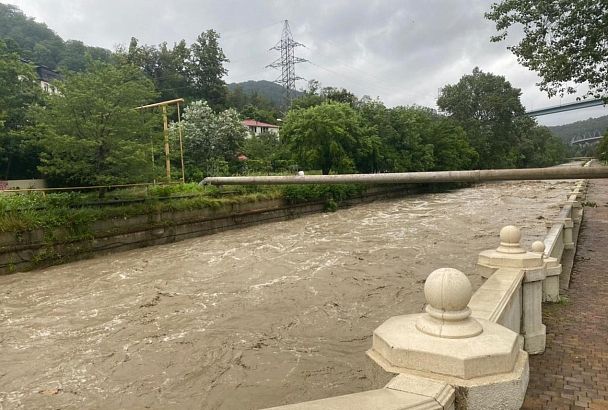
[321,86,358,106]
[242,133,280,162]
[188,30,229,110]
[0,39,42,179]
[281,102,372,175]
[290,79,327,110]
[178,100,247,179]
[32,62,158,186]
[383,106,436,172]
[437,67,525,168]
[486,0,608,99]
[118,37,190,101]
[426,119,479,171]
[290,80,358,110]
[515,117,566,167]
[59,40,88,72]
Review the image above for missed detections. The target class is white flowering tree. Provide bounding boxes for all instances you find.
[176,100,247,179]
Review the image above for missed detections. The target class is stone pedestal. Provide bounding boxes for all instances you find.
[368,268,529,409]
[476,226,547,353]
[542,255,562,302]
[563,218,575,249]
[568,199,583,223]
[477,226,544,279]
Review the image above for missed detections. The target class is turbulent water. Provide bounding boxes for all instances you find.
[0,180,572,409]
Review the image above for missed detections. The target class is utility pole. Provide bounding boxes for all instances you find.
[162,105,171,182]
[267,20,308,104]
[135,98,186,184]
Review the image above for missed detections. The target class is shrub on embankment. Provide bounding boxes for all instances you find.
[0,182,383,273]
[0,182,370,234]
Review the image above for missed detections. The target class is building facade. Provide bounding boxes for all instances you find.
[242,119,279,138]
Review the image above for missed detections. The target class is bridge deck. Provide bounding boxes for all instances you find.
[523,178,608,409]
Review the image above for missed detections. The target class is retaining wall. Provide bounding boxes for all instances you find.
[0,184,432,275]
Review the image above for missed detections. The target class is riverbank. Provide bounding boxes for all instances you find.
[0,183,452,274]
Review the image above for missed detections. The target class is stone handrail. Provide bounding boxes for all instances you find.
[469,267,524,333]
[265,169,590,410]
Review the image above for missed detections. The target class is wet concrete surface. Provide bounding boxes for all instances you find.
[0,180,572,409]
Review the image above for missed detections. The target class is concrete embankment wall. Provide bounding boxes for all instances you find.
[0,184,439,275]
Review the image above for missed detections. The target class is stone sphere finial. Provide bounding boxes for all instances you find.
[424,268,472,312]
[416,268,483,339]
[496,225,525,254]
[531,241,546,255]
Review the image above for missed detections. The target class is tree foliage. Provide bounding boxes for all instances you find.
[438,68,566,168]
[32,62,158,186]
[486,0,608,99]
[188,30,229,109]
[227,85,281,124]
[358,102,477,172]
[290,80,360,110]
[117,37,190,102]
[438,67,526,168]
[0,4,112,72]
[177,100,247,179]
[117,30,229,110]
[281,102,373,175]
[0,39,43,179]
[515,117,567,167]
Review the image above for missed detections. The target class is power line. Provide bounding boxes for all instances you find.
[306,60,396,98]
[307,37,439,104]
[220,20,284,40]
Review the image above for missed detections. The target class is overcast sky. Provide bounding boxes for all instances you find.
[8,0,607,126]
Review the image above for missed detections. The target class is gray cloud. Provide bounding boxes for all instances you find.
[8,0,606,125]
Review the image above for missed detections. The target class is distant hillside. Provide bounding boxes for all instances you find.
[548,115,608,143]
[0,3,112,71]
[228,80,302,107]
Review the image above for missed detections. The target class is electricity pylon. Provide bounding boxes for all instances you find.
[267,20,308,104]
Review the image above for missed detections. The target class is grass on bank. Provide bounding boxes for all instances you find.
[0,182,367,233]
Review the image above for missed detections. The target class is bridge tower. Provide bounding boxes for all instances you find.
[267,20,308,104]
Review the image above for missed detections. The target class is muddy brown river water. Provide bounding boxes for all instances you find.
[0,180,573,409]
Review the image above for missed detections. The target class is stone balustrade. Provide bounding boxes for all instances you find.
[265,173,588,410]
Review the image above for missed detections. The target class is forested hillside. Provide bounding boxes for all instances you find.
[548,115,608,143]
[228,80,302,107]
[0,3,112,71]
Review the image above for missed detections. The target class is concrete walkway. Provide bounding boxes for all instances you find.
[523,177,608,409]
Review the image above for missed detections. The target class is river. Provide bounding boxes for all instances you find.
[0,179,572,409]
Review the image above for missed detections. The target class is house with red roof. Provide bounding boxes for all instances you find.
[242,119,279,138]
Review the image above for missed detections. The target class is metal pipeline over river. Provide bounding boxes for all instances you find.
[202,166,608,186]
